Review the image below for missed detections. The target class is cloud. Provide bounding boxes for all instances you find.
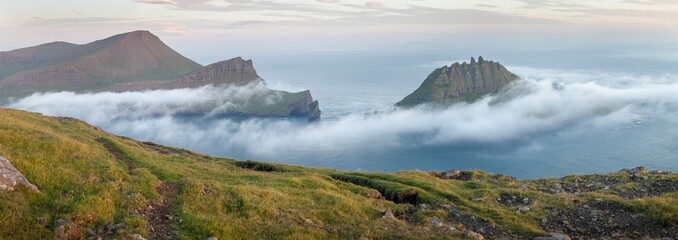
[7,68,678,161]
[365,1,385,9]
[134,0,178,4]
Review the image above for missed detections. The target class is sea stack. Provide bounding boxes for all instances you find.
[396,56,519,107]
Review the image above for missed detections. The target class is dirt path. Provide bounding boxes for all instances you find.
[141,182,179,240]
[98,138,179,239]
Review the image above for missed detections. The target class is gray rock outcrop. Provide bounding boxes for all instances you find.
[0,156,39,192]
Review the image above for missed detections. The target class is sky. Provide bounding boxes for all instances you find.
[1,0,677,64]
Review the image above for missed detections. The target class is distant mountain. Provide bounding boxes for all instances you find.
[396,56,519,107]
[0,30,320,120]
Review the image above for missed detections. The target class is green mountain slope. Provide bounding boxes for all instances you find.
[0,108,675,239]
[397,57,519,107]
[0,31,202,98]
[0,41,80,80]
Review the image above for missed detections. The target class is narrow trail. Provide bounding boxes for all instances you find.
[98,138,179,239]
[142,182,179,240]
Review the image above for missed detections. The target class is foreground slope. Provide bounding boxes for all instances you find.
[397,57,519,107]
[0,108,675,239]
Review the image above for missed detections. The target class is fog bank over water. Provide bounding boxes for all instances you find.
[8,67,678,178]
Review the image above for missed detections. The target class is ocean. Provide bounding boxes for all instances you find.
[9,46,678,178]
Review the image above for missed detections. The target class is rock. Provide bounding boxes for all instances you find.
[307,100,321,121]
[429,216,443,227]
[304,218,313,224]
[104,223,116,234]
[553,183,562,190]
[462,230,485,240]
[471,197,486,202]
[532,233,571,240]
[206,237,218,240]
[417,203,428,210]
[517,206,530,214]
[114,223,126,230]
[441,170,462,179]
[519,184,530,190]
[448,226,459,233]
[85,228,97,237]
[0,156,40,192]
[54,219,68,228]
[522,197,530,205]
[382,208,396,220]
[628,166,648,174]
[131,234,147,240]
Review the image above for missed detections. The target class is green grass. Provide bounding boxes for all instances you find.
[0,108,676,239]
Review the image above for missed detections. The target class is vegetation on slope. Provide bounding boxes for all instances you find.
[0,108,675,239]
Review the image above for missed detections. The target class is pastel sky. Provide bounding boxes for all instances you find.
[1,0,677,63]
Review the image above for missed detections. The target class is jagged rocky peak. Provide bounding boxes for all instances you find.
[396,56,519,107]
[180,56,261,85]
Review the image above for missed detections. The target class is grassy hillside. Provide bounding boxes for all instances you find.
[0,108,675,239]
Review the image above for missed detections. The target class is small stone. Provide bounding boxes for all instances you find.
[462,230,485,240]
[417,203,428,210]
[519,184,530,190]
[517,206,531,214]
[114,223,126,230]
[131,234,147,240]
[553,183,562,190]
[382,208,396,220]
[471,197,486,202]
[304,218,313,224]
[85,228,96,237]
[449,208,461,217]
[104,223,116,234]
[448,226,459,233]
[522,197,530,205]
[429,216,443,227]
[165,215,173,220]
[54,219,68,228]
[206,237,218,240]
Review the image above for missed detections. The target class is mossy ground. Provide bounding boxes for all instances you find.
[0,108,675,239]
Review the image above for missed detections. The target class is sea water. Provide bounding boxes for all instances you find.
[9,47,678,178]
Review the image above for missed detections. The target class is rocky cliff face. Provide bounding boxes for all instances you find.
[179,57,260,85]
[396,56,519,107]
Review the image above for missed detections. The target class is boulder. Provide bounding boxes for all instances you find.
[429,216,443,227]
[0,156,39,192]
[462,230,485,240]
[382,208,396,220]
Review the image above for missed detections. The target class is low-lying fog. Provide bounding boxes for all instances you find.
[8,67,678,178]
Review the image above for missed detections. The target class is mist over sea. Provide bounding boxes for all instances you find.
[9,47,678,178]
